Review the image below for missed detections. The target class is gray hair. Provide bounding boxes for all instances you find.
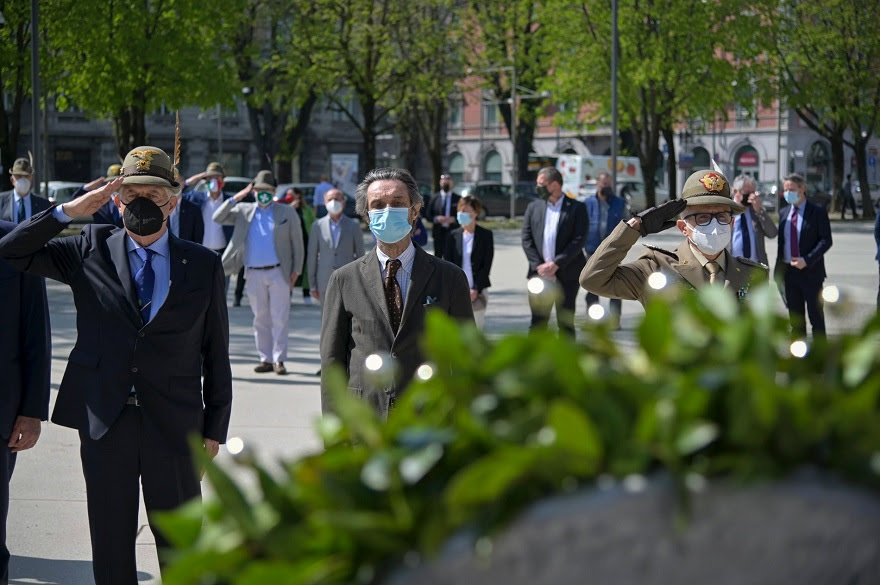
[732,174,756,193]
[355,167,424,219]
[784,173,806,188]
[537,166,563,185]
[120,184,179,199]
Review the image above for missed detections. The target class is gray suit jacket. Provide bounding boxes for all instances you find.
[213,199,304,280]
[0,191,51,223]
[307,215,365,295]
[729,206,778,265]
[320,244,474,418]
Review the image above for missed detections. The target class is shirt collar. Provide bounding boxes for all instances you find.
[376,240,416,272]
[13,191,29,203]
[688,242,727,273]
[127,228,170,258]
[547,195,565,211]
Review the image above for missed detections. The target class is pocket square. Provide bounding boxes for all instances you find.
[424,295,438,305]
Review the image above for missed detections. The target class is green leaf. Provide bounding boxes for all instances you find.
[676,422,720,456]
[445,448,537,509]
[399,443,444,485]
[545,399,603,468]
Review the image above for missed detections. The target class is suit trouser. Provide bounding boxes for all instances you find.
[529,276,579,336]
[783,270,825,337]
[209,248,231,295]
[80,405,200,585]
[245,266,291,363]
[0,443,16,585]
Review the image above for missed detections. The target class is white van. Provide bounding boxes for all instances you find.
[557,154,643,199]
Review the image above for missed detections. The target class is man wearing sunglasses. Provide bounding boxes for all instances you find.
[580,169,768,307]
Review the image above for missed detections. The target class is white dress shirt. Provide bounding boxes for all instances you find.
[462,230,475,290]
[542,196,564,263]
[201,195,227,250]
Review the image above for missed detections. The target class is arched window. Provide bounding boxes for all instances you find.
[448,153,465,184]
[734,145,760,181]
[483,151,502,181]
[806,141,831,193]
[692,147,711,170]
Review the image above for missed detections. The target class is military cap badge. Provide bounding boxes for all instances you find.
[133,149,157,171]
[699,172,726,193]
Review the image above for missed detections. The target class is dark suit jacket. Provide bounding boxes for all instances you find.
[442,225,494,292]
[425,191,461,240]
[0,208,233,453]
[0,191,51,223]
[0,220,50,440]
[775,201,832,284]
[92,201,124,228]
[521,196,588,282]
[175,195,205,244]
[320,243,474,418]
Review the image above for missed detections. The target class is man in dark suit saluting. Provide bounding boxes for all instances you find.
[320,167,473,418]
[0,146,233,584]
[0,219,50,585]
[522,166,588,336]
[775,172,833,338]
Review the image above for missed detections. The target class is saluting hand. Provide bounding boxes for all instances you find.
[233,184,253,202]
[61,177,123,218]
[9,416,41,452]
[629,198,688,237]
[83,176,106,192]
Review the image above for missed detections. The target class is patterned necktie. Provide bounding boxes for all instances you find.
[740,213,751,259]
[706,261,722,285]
[789,208,800,258]
[16,199,25,224]
[384,259,403,333]
[133,248,156,324]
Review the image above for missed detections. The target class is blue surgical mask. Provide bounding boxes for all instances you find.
[369,207,413,244]
[456,211,472,226]
[784,190,800,205]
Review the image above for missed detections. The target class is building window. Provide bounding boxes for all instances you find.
[448,153,465,183]
[483,104,500,132]
[448,100,463,128]
[692,147,711,170]
[483,150,502,181]
[734,145,760,181]
[734,102,755,128]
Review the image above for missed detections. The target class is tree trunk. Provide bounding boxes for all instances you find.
[361,99,377,173]
[830,131,845,212]
[855,138,876,219]
[662,126,677,200]
[630,111,661,209]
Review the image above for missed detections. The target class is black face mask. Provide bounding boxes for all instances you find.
[536,185,550,200]
[440,182,451,191]
[123,197,166,237]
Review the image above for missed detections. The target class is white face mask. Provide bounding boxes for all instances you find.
[326,199,344,216]
[686,219,731,255]
[14,178,31,195]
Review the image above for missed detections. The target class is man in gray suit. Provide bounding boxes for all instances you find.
[730,174,776,265]
[320,168,474,418]
[213,170,304,375]
[308,188,365,301]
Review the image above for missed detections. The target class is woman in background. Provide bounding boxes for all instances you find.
[443,195,494,330]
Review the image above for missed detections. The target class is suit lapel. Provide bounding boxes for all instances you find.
[161,234,188,315]
[723,251,749,291]
[557,198,571,255]
[361,251,394,336]
[107,229,142,324]
[673,241,706,289]
[534,203,547,260]
[454,229,463,261]
[399,246,434,335]
[0,193,10,222]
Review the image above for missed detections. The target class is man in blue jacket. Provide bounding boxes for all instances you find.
[583,172,627,324]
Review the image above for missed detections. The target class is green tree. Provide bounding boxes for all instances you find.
[0,0,32,189]
[43,0,238,158]
[233,0,325,181]
[463,0,552,183]
[545,0,756,206]
[312,0,413,172]
[756,0,880,219]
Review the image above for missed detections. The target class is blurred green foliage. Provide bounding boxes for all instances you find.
[159,284,880,584]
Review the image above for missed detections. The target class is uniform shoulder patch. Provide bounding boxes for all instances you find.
[735,256,769,271]
[643,244,678,261]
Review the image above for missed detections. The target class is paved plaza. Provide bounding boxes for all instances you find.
[6,221,879,583]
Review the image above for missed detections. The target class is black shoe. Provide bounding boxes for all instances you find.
[274,362,287,375]
[254,362,273,373]
[314,368,321,376]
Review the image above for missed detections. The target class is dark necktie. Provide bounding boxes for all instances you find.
[134,248,156,324]
[790,208,800,258]
[740,213,751,259]
[384,259,403,333]
[16,199,25,224]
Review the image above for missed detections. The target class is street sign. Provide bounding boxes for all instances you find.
[738,152,759,166]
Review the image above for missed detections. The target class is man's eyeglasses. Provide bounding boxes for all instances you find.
[684,212,733,226]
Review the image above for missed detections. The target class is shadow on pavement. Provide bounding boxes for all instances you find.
[10,555,155,583]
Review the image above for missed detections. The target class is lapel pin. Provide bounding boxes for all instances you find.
[182,259,187,264]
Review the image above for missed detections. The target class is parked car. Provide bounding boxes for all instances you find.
[44,181,84,205]
[852,180,880,211]
[458,181,536,217]
[755,181,779,213]
[618,183,669,214]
